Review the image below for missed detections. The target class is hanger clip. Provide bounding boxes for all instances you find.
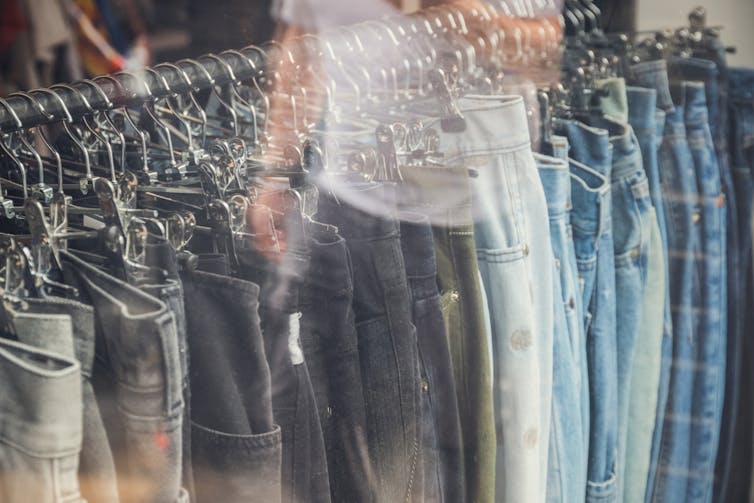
[428,69,466,133]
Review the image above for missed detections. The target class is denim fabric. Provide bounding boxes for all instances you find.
[238,224,332,503]
[427,95,553,503]
[646,93,703,503]
[557,116,619,502]
[144,236,194,500]
[0,335,84,503]
[566,155,617,503]
[20,297,119,503]
[317,182,422,503]
[682,81,728,503]
[715,66,754,503]
[299,223,375,503]
[399,164,495,503]
[623,211,665,503]
[624,86,670,503]
[181,267,282,503]
[536,153,590,503]
[590,112,654,501]
[60,249,186,503]
[399,211,465,503]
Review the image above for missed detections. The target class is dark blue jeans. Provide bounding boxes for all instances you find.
[299,223,374,503]
[399,211,465,503]
[318,182,422,503]
[714,66,754,503]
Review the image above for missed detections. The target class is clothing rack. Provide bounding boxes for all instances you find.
[0,0,565,134]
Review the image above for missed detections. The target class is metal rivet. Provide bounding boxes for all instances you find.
[326,406,333,418]
[692,212,701,223]
[522,244,530,256]
[631,247,640,259]
[569,298,576,310]
[554,258,561,270]
[450,290,460,302]
[421,380,429,394]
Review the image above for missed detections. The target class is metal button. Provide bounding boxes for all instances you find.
[511,329,532,351]
[450,290,460,302]
[692,212,701,223]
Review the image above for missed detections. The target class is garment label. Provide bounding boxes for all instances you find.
[289,312,304,365]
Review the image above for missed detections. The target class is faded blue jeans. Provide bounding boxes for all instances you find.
[537,153,590,503]
[557,118,618,503]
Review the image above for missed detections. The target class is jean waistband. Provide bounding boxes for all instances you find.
[398,165,474,227]
[0,337,82,457]
[547,134,570,162]
[554,118,613,179]
[629,59,674,111]
[535,153,571,216]
[431,94,532,160]
[569,159,612,236]
[24,297,96,378]
[305,225,353,295]
[627,86,658,134]
[398,211,438,279]
[318,182,399,241]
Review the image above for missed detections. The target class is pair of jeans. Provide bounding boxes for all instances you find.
[19,296,119,503]
[536,153,590,503]
[60,249,187,503]
[0,331,83,503]
[589,112,655,501]
[317,182,422,503]
[646,94,703,503]
[238,231,332,503]
[399,211,465,503]
[181,266,282,503]
[681,81,728,503]
[715,66,754,503]
[556,116,619,502]
[399,164,495,503]
[299,221,374,503]
[624,86,670,503]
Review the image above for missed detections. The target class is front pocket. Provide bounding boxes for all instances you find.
[191,423,282,503]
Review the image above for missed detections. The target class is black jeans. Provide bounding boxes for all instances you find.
[61,250,187,503]
[181,266,282,503]
[300,222,375,503]
[318,182,422,503]
[399,211,466,503]
[238,218,332,503]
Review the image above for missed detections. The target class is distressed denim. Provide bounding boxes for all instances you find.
[536,153,589,503]
[682,81,728,503]
[556,117,618,503]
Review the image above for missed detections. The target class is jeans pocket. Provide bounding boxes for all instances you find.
[191,422,282,503]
